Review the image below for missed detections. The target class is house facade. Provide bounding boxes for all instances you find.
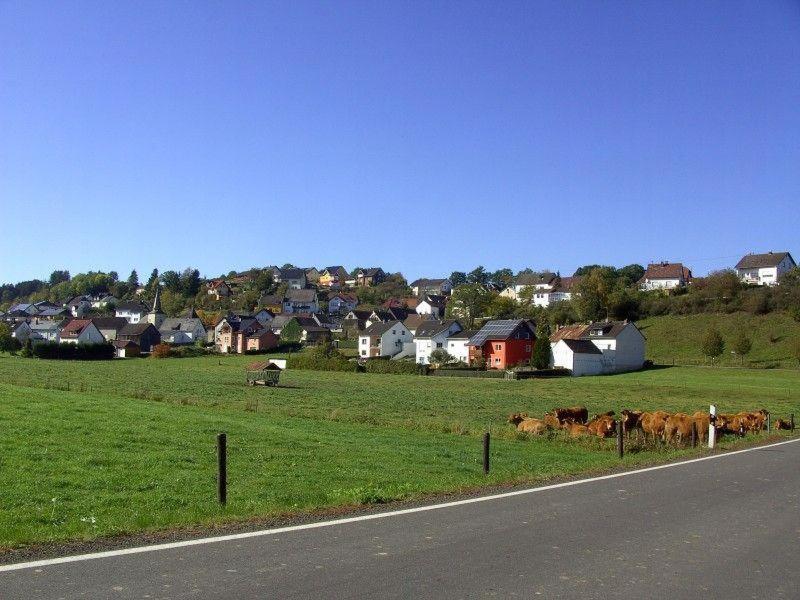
[446,329,478,365]
[319,266,349,288]
[283,289,319,313]
[415,295,446,317]
[277,268,307,290]
[159,317,207,345]
[735,252,796,286]
[115,302,148,324]
[639,262,692,291]
[359,320,411,358]
[328,293,358,314]
[414,319,462,365]
[549,320,646,376]
[59,319,106,345]
[356,268,385,287]
[117,323,161,353]
[467,319,536,369]
[410,278,453,297]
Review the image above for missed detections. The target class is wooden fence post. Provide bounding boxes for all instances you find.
[217,433,227,505]
[617,420,623,458]
[483,432,490,475]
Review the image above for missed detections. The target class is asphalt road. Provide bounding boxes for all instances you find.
[3,439,799,599]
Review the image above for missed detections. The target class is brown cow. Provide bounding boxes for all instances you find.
[716,413,737,435]
[508,413,549,435]
[774,418,792,430]
[640,411,670,442]
[507,412,529,426]
[563,421,590,437]
[543,412,562,430]
[664,413,693,445]
[691,411,710,443]
[552,406,589,425]
[621,409,643,437]
[586,414,616,438]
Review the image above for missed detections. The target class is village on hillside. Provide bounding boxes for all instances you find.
[1,251,797,376]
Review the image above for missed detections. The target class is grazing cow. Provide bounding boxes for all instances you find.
[621,409,643,437]
[716,413,737,435]
[640,411,670,442]
[586,414,617,438]
[552,406,589,425]
[738,409,768,433]
[774,418,792,430]
[508,412,529,426]
[691,411,710,443]
[664,413,693,445]
[543,412,562,430]
[564,421,590,437]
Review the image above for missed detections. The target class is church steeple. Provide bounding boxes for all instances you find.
[152,286,162,313]
[146,286,165,328]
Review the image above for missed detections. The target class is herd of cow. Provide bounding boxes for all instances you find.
[508,406,794,445]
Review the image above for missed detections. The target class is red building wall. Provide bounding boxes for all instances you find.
[481,339,534,369]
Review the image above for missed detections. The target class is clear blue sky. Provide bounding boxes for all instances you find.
[1,1,798,284]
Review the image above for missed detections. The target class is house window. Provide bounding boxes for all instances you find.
[525,345,531,352]
[361,350,366,356]
[361,338,368,344]
[495,358,501,363]
[495,344,501,350]
[392,330,396,334]
[436,342,443,348]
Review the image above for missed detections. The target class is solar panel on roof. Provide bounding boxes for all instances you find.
[467,320,523,346]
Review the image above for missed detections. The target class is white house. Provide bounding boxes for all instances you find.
[638,262,692,291]
[66,296,92,317]
[549,321,646,376]
[28,320,62,344]
[410,278,453,297]
[414,319,462,365]
[283,289,319,314]
[445,329,478,365]
[415,295,446,317]
[91,294,119,309]
[328,293,358,314]
[159,317,207,345]
[276,268,307,290]
[115,301,148,324]
[359,320,411,358]
[735,252,796,286]
[59,319,106,345]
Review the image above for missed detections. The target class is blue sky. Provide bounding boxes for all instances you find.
[1,1,798,283]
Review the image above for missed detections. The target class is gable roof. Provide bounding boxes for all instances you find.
[89,317,129,331]
[60,319,94,338]
[515,272,557,287]
[420,294,447,308]
[641,262,692,281]
[116,301,148,313]
[550,320,640,342]
[467,319,535,346]
[447,329,480,340]
[359,267,384,277]
[159,318,206,333]
[119,322,159,337]
[259,294,283,305]
[345,309,373,321]
[735,252,794,270]
[560,339,603,354]
[410,278,449,288]
[414,319,461,338]
[279,268,306,280]
[403,313,435,331]
[285,288,317,303]
[363,320,406,337]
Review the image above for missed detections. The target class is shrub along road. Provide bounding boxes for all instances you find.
[2,438,798,598]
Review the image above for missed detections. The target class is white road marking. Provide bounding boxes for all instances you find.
[2,437,798,573]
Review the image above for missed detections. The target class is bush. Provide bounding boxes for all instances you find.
[151,343,172,359]
[286,353,359,372]
[364,359,426,375]
[700,328,724,363]
[29,342,114,360]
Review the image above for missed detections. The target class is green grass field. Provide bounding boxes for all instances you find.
[639,312,800,367]
[1,353,798,550]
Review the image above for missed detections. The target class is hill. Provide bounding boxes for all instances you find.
[638,312,800,368]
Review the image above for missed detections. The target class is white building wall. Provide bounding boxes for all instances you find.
[447,339,470,364]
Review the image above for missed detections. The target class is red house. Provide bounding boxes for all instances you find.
[467,319,536,369]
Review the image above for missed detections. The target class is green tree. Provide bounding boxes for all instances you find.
[446,284,493,328]
[280,319,302,343]
[531,323,552,369]
[488,295,517,319]
[467,266,489,286]
[701,327,725,364]
[449,271,467,287]
[791,337,800,366]
[617,264,645,287]
[491,268,514,289]
[0,323,20,353]
[127,269,139,288]
[146,269,160,291]
[573,267,617,321]
[731,331,752,365]
[429,348,454,367]
[49,270,70,286]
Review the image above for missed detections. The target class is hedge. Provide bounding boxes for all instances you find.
[429,368,506,378]
[30,342,115,360]
[364,359,427,375]
[286,354,359,372]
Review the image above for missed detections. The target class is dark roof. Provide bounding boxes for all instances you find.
[359,267,384,277]
[403,314,435,330]
[363,320,405,337]
[467,319,535,346]
[116,301,148,313]
[345,310,372,321]
[60,319,94,338]
[259,294,283,305]
[159,318,205,333]
[561,339,603,354]
[410,278,449,287]
[90,317,128,331]
[550,320,639,342]
[735,252,794,269]
[421,294,447,308]
[119,323,158,336]
[641,262,692,281]
[66,296,90,308]
[112,339,139,349]
[447,329,480,340]
[280,268,306,280]
[414,319,461,338]
[387,307,414,321]
[515,272,557,286]
[285,289,317,303]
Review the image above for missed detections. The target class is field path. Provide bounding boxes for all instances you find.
[2,438,799,598]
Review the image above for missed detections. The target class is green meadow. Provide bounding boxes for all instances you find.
[1,353,798,550]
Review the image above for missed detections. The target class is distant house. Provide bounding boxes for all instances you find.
[328,293,358,314]
[28,320,63,344]
[735,252,796,286]
[112,339,140,359]
[206,280,232,300]
[359,320,411,358]
[300,324,332,344]
[532,276,582,307]
[467,319,536,369]
[59,319,106,345]
[117,323,161,353]
[403,313,436,335]
[502,272,558,301]
[305,267,321,284]
[410,278,453,297]
[159,317,207,345]
[253,309,274,325]
[115,301,148,324]
[7,303,38,316]
[414,319,462,365]
[245,328,280,353]
[215,316,264,354]
[89,317,129,342]
[446,329,479,365]
[66,296,92,318]
[91,294,119,309]
[639,262,692,291]
[259,294,284,314]
[319,266,349,289]
[416,295,447,317]
[283,289,319,314]
[276,268,307,290]
[356,268,385,287]
[550,320,646,376]
[11,321,34,343]
[342,310,372,336]
[268,315,298,336]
